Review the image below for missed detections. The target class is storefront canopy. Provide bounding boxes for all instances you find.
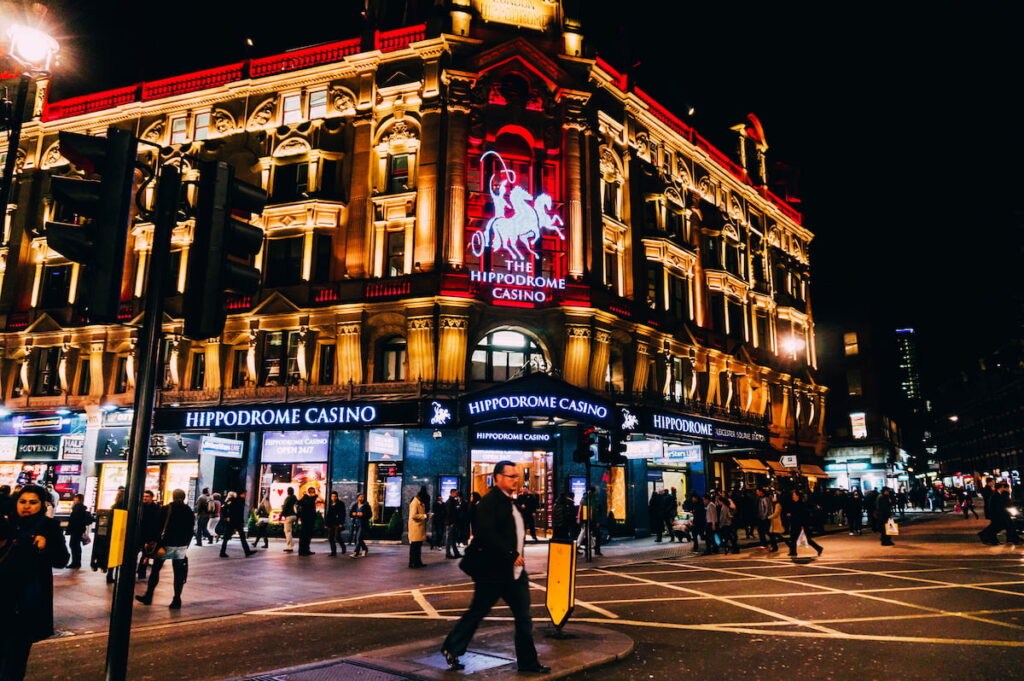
[799,464,832,478]
[766,461,793,476]
[734,458,769,474]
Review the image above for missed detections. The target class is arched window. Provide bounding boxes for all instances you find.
[470,330,546,382]
[379,337,407,382]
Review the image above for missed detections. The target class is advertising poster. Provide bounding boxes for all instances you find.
[439,475,460,500]
[261,431,329,463]
[53,463,82,515]
[61,435,85,461]
[384,476,402,508]
[16,437,61,460]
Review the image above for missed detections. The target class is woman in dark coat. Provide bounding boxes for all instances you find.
[1,484,69,680]
[65,493,94,569]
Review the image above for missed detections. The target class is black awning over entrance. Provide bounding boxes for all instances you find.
[460,373,617,429]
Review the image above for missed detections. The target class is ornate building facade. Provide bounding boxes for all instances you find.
[0,1,826,533]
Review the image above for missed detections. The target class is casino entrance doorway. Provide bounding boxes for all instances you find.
[470,429,555,539]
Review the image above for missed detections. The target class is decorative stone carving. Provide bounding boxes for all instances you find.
[439,316,469,330]
[40,143,67,169]
[142,120,165,143]
[380,120,417,144]
[594,329,611,344]
[599,147,618,176]
[211,108,235,134]
[408,316,434,330]
[635,131,651,161]
[248,99,276,128]
[567,325,591,339]
[273,136,311,157]
[331,88,356,114]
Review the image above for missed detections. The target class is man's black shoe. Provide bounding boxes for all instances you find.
[518,664,551,673]
[441,649,464,670]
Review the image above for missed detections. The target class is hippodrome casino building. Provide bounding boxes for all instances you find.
[0,1,827,537]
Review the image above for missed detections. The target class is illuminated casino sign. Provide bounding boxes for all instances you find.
[461,373,617,429]
[468,150,566,304]
[472,0,558,32]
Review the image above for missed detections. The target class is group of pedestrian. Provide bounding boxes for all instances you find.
[978,481,1021,545]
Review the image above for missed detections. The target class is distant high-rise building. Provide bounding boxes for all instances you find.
[895,328,926,412]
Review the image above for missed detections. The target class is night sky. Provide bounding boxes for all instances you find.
[39,1,1024,392]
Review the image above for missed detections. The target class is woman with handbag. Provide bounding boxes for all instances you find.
[0,484,68,681]
[767,492,784,552]
[408,486,430,568]
[876,487,896,547]
[136,489,196,609]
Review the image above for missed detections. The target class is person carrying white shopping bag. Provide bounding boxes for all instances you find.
[876,487,896,546]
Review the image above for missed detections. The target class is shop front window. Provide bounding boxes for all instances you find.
[470,330,546,383]
[366,429,404,534]
[259,431,329,520]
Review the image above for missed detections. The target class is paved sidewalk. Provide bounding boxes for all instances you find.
[221,624,633,681]
[52,512,942,636]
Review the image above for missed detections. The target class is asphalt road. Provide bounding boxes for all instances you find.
[28,514,1024,681]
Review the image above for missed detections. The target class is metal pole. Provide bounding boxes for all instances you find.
[104,164,180,681]
[583,459,591,562]
[0,74,32,221]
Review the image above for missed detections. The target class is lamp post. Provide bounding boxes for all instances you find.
[780,335,806,487]
[1,22,58,219]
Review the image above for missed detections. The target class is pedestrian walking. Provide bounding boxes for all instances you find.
[0,485,69,681]
[430,494,446,550]
[979,483,1020,545]
[576,487,601,556]
[682,492,704,553]
[281,487,298,553]
[515,487,539,543]
[785,490,824,557]
[408,486,429,568]
[876,487,896,546]
[981,479,996,519]
[444,489,462,559]
[765,493,783,552]
[296,486,320,556]
[194,488,214,546]
[662,489,677,541]
[846,489,864,535]
[65,493,93,569]
[104,487,126,584]
[962,490,979,520]
[717,493,739,554]
[206,492,222,544]
[219,491,254,558]
[460,491,476,546]
[551,491,578,542]
[440,461,549,674]
[250,495,272,549]
[135,489,195,609]
[137,490,162,580]
[324,491,347,556]
[755,488,772,549]
[649,490,663,542]
[349,494,371,557]
[702,494,719,555]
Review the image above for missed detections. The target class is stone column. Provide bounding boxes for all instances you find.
[588,329,611,391]
[344,115,374,278]
[335,322,363,385]
[563,325,591,388]
[437,315,469,385]
[407,316,436,383]
[203,340,223,391]
[415,101,441,271]
[631,341,650,394]
[444,76,474,268]
[563,110,586,279]
[89,342,106,398]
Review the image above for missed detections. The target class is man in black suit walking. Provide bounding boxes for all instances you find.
[440,461,549,674]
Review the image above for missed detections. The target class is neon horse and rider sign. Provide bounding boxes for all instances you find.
[468,150,567,303]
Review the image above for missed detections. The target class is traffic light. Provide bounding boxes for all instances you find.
[573,425,597,463]
[597,431,628,465]
[183,161,266,340]
[44,127,137,323]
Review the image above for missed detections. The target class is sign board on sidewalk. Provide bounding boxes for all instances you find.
[545,539,577,629]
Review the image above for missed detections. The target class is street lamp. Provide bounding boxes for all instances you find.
[1,21,59,221]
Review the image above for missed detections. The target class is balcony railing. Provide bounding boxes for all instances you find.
[158,379,462,407]
[624,389,770,428]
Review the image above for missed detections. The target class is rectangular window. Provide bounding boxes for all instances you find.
[312,234,332,284]
[380,339,407,382]
[668,273,689,320]
[114,356,129,394]
[189,353,206,390]
[308,90,328,119]
[282,93,302,124]
[646,266,660,309]
[644,199,660,231]
[755,312,770,349]
[703,236,720,269]
[169,116,188,144]
[603,247,619,292]
[264,237,303,287]
[850,412,868,439]
[193,112,210,141]
[39,264,72,307]
[271,163,309,203]
[319,158,341,198]
[260,331,301,386]
[667,208,685,238]
[77,359,91,396]
[165,251,183,295]
[843,332,859,355]
[387,154,410,193]
[726,300,745,339]
[317,344,335,385]
[847,369,863,396]
[385,230,405,278]
[31,347,62,396]
[231,348,248,388]
[707,291,726,332]
[602,182,618,218]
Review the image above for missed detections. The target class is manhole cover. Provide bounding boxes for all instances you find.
[413,650,516,673]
